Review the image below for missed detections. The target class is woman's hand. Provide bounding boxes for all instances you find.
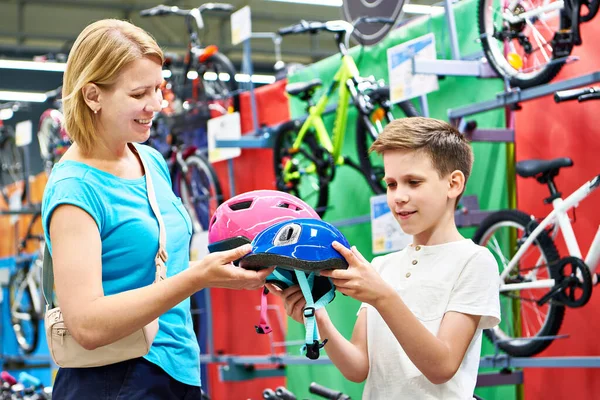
[193,244,274,290]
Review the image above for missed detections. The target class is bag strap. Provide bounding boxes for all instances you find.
[42,143,168,308]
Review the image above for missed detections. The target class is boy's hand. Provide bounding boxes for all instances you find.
[320,241,394,306]
[265,284,306,324]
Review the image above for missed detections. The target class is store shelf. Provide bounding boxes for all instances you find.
[448,71,600,122]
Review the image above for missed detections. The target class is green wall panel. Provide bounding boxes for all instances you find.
[283,1,515,399]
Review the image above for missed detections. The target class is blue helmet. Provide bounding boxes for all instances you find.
[239,219,351,360]
[239,218,350,272]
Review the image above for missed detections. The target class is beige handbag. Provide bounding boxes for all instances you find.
[43,144,167,368]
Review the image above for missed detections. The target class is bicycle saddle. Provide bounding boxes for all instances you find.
[516,157,573,178]
[286,79,322,100]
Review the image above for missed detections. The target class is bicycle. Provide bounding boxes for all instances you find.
[37,86,69,174]
[479,0,600,88]
[273,18,419,216]
[3,207,44,355]
[148,111,223,233]
[0,104,26,206]
[140,3,239,115]
[472,86,600,357]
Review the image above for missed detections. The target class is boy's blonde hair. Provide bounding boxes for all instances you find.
[62,19,164,154]
[370,117,473,205]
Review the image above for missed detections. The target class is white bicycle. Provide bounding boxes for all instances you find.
[474,87,600,357]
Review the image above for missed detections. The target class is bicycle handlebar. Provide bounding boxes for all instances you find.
[140,3,233,31]
[140,5,185,17]
[309,382,351,400]
[353,16,395,27]
[275,386,297,400]
[554,86,599,103]
[578,92,600,102]
[278,20,353,37]
[262,388,280,400]
[140,3,233,17]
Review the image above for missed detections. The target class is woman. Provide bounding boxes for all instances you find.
[42,19,272,399]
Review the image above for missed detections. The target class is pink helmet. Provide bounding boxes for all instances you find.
[208,190,320,247]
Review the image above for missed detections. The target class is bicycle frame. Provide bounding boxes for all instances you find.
[284,55,359,179]
[500,174,600,292]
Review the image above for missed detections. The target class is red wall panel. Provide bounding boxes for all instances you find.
[207,80,291,399]
[515,20,600,399]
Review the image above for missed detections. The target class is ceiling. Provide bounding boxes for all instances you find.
[0,0,444,74]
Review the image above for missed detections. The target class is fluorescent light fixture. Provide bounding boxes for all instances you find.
[0,59,66,72]
[0,109,14,120]
[0,91,47,102]
[264,0,443,13]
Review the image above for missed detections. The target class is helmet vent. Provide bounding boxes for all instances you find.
[277,202,301,211]
[229,200,253,210]
[273,223,301,246]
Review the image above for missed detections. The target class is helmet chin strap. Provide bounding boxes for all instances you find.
[295,270,335,360]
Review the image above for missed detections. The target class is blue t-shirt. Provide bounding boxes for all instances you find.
[41,144,201,387]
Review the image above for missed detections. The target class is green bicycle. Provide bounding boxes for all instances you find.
[273,19,419,216]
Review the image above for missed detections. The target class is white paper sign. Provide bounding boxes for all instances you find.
[15,120,32,147]
[370,194,412,255]
[231,6,252,45]
[207,112,241,163]
[387,33,439,104]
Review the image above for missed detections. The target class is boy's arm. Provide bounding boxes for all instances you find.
[266,284,369,382]
[375,292,480,384]
[323,242,492,385]
[316,307,369,383]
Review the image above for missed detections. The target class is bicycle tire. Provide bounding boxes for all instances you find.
[356,98,420,194]
[176,152,223,233]
[197,51,240,113]
[472,209,564,357]
[273,121,331,217]
[478,0,570,89]
[8,266,40,355]
[0,131,25,205]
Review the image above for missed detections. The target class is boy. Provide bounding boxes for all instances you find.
[267,117,500,399]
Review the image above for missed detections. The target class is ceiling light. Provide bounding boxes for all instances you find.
[0,59,66,72]
[202,72,275,84]
[0,91,47,102]
[0,109,14,120]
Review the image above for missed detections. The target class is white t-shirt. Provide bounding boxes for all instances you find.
[360,239,500,400]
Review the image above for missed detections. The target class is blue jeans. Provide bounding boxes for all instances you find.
[52,357,202,400]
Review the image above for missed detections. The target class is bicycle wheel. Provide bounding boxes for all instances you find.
[0,130,25,205]
[197,52,240,114]
[176,152,223,233]
[273,121,332,217]
[478,0,570,88]
[472,209,564,357]
[9,262,41,355]
[356,97,419,194]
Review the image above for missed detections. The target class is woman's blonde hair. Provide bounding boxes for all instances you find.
[62,19,164,154]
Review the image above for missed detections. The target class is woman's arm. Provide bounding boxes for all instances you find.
[50,204,272,350]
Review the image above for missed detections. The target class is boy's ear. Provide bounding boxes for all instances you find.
[81,83,102,113]
[447,170,465,200]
